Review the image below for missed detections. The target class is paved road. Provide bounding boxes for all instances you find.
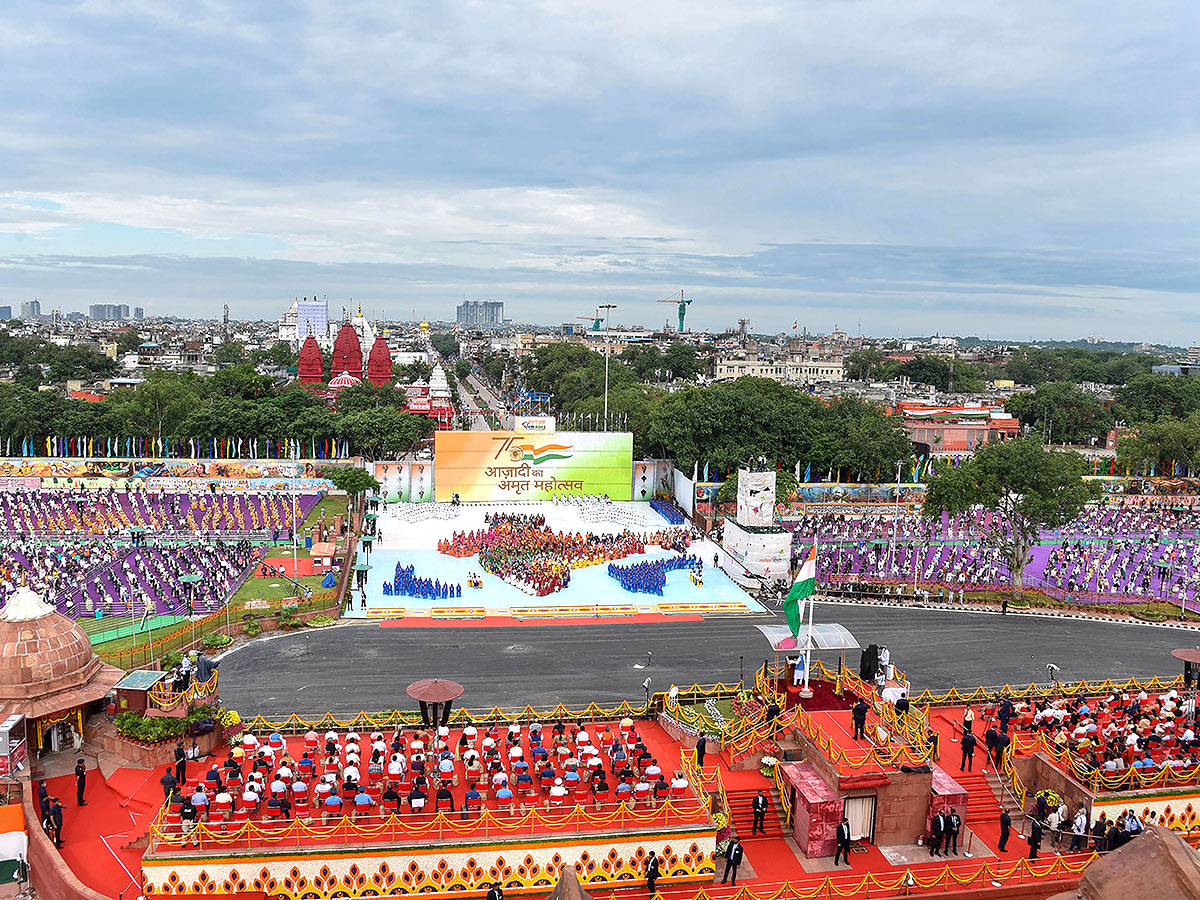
[218,603,1191,717]
[466,373,509,430]
[452,373,492,432]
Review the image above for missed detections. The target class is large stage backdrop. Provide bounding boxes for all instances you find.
[434,431,634,502]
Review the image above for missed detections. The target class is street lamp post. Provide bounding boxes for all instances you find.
[599,303,616,431]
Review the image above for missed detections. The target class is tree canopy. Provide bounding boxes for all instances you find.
[1005,382,1112,445]
[644,379,911,476]
[320,465,380,498]
[922,438,1098,595]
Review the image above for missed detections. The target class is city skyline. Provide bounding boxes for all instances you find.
[2,2,1199,341]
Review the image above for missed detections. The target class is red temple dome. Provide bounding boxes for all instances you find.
[366,336,393,386]
[331,321,363,382]
[297,334,324,385]
[329,370,363,391]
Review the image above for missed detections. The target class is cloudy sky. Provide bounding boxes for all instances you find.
[2,1,1198,341]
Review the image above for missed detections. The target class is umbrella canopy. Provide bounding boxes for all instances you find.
[543,868,594,900]
[1171,648,1200,664]
[179,573,203,583]
[754,622,859,652]
[406,678,465,703]
[352,563,372,571]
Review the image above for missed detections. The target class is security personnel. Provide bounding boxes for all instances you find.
[852,699,869,741]
[946,808,962,855]
[751,790,769,835]
[645,849,660,896]
[49,797,64,849]
[960,730,977,772]
[74,759,88,806]
[929,810,946,857]
[486,883,503,900]
[834,816,852,867]
[998,809,1012,852]
[721,838,744,885]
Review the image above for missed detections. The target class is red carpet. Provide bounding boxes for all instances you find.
[44,768,151,900]
[379,613,703,627]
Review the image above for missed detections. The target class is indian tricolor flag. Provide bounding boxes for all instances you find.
[784,541,817,637]
[0,803,26,884]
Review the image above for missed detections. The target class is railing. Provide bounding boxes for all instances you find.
[148,671,220,711]
[1012,732,1200,792]
[238,683,736,734]
[906,674,1184,708]
[97,588,340,669]
[735,661,933,772]
[148,796,712,854]
[644,852,1096,900]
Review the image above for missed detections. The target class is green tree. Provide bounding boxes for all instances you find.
[1116,414,1200,474]
[844,348,886,382]
[895,355,984,392]
[662,343,702,381]
[107,370,205,441]
[1005,382,1113,445]
[923,438,1098,599]
[255,341,296,370]
[394,360,432,383]
[454,360,471,382]
[212,341,246,365]
[1114,374,1200,424]
[1004,349,1071,386]
[319,465,381,498]
[430,333,459,358]
[116,330,143,353]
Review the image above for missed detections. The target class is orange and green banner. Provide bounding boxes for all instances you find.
[434,431,633,502]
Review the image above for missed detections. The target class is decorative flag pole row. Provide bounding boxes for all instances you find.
[0,436,353,459]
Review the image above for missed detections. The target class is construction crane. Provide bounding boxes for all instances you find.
[657,289,693,332]
[577,312,603,332]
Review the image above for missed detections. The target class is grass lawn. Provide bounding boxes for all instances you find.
[230,574,329,609]
[86,618,197,652]
[266,544,311,560]
[305,494,348,527]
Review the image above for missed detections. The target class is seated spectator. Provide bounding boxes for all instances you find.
[354,788,375,814]
[408,786,427,812]
[323,792,343,820]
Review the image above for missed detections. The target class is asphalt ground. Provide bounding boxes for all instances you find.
[218,603,1192,718]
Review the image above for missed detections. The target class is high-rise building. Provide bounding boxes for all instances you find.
[456,300,504,326]
[20,300,41,319]
[133,307,145,321]
[0,306,10,320]
[89,303,128,321]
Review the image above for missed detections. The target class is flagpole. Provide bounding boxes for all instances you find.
[801,539,816,699]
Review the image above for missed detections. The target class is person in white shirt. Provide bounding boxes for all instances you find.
[549,778,567,800]
[276,765,292,782]
[388,754,406,779]
[438,756,455,778]
[344,765,360,783]
[508,745,524,763]
[270,777,287,798]
[214,788,234,812]
[670,773,689,791]
[242,784,261,810]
